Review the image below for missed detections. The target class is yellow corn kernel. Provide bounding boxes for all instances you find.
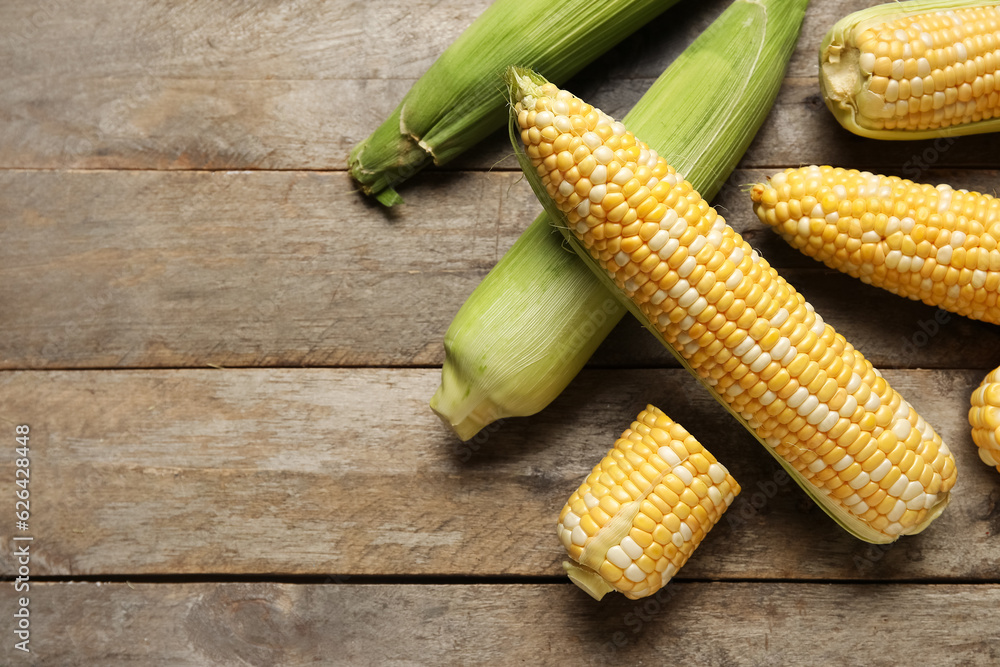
[970,365,1000,472]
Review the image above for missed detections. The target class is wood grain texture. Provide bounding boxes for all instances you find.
[3,0,1000,662]
[5,0,1000,172]
[3,582,999,666]
[2,169,998,370]
[0,0,723,170]
[1,367,997,579]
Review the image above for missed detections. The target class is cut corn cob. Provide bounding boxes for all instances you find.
[969,365,1000,471]
[349,0,682,205]
[508,68,957,543]
[820,0,1000,139]
[431,0,810,440]
[559,405,739,600]
[749,165,1000,325]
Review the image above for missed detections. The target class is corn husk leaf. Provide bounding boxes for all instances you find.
[349,0,683,205]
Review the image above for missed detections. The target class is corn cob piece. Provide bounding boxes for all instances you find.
[559,406,739,600]
[970,365,1000,472]
[349,0,682,205]
[507,68,957,543]
[431,0,810,440]
[749,165,1000,325]
[820,0,1000,139]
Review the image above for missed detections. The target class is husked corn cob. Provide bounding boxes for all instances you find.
[559,405,739,600]
[969,365,1000,471]
[820,0,1000,139]
[749,165,1000,325]
[507,68,957,543]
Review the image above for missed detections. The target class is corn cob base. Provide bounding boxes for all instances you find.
[970,365,1000,472]
[507,67,957,543]
[559,406,739,600]
[750,165,1000,325]
[820,0,1000,139]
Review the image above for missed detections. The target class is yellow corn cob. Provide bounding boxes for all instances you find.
[749,165,1000,325]
[559,405,739,600]
[507,67,957,543]
[969,365,1000,471]
[820,0,1000,139]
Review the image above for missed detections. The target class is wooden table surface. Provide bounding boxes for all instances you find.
[3,0,1000,664]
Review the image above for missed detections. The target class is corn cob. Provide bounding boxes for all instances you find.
[431,0,810,440]
[820,0,1000,139]
[970,365,1000,471]
[749,165,1000,325]
[559,405,739,600]
[349,0,682,205]
[507,68,957,543]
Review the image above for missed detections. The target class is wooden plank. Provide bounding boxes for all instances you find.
[2,0,489,81]
[5,0,1000,171]
[0,0,489,170]
[2,582,998,665]
[0,168,537,368]
[2,169,998,370]
[0,0,721,171]
[1,367,996,579]
[743,78,1000,172]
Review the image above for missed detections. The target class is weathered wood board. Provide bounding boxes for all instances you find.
[1,582,999,666]
[0,368,997,580]
[2,169,999,370]
[2,0,1000,663]
[4,0,1000,171]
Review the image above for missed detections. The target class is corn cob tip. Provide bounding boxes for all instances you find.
[348,105,434,206]
[430,393,504,442]
[504,66,553,110]
[819,27,872,137]
[970,366,1000,473]
[430,359,508,441]
[559,406,739,600]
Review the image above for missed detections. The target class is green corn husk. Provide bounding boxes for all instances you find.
[349,0,683,206]
[431,0,809,441]
[820,0,1000,140]
[506,66,950,545]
